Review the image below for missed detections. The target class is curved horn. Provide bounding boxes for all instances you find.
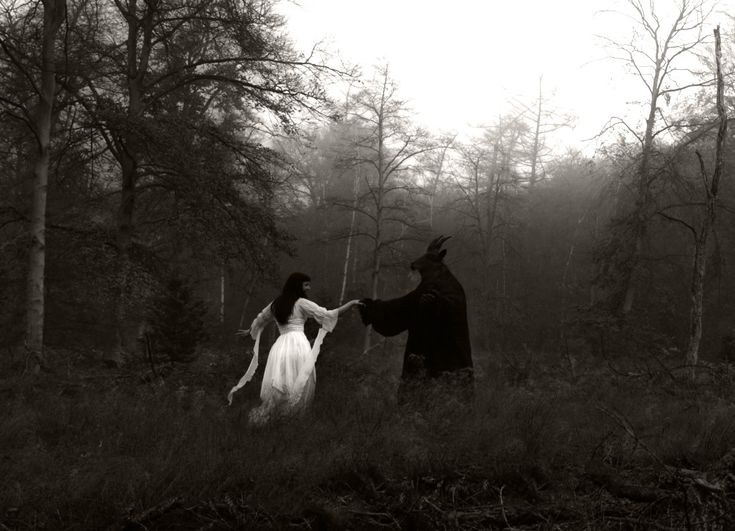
[427,235,452,253]
[427,235,444,252]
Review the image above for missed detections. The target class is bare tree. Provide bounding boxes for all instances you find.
[338,121,363,305]
[0,0,67,370]
[684,27,727,371]
[601,0,711,315]
[450,115,526,347]
[62,0,343,360]
[418,133,456,229]
[512,76,573,188]
[345,65,434,352]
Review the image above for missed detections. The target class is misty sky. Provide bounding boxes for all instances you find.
[279,0,733,151]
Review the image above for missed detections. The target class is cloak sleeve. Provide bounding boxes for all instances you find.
[358,292,418,337]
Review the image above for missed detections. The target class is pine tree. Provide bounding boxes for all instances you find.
[147,278,208,363]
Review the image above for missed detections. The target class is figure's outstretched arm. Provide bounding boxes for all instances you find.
[358,292,418,337]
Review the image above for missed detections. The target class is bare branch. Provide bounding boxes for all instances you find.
[657,210,697,239]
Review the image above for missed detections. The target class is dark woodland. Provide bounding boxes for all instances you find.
[4,0,735,529]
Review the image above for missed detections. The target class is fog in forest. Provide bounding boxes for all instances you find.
[3,1,735,529]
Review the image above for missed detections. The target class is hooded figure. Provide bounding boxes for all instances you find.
[359,236,473,399]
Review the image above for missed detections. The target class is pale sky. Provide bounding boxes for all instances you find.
[278,0,733,151]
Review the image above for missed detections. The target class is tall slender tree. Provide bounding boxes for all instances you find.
[451,114,526,347]
[345,65,433,352]
[0,0,67,370]
[684,27,727,371]
[600,0,710,315]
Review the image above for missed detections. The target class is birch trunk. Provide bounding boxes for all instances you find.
[363,84,386,354]
[363,214,381,353]
[339,170,360,305]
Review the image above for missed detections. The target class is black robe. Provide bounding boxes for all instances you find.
[360,267,473,380]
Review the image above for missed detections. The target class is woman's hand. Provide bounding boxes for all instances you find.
[337,299,364,315]
[235,328,251,336]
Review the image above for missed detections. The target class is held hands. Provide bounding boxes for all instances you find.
[337,299,364,316]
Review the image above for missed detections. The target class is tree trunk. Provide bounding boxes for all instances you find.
[113,0,154,361]
[220,264,226,325]
[529,76,543,188]
[620,97,657,315]
[427,138,453,228]
[26,0,66,371]
[363,76,387,354]
[687,229,709,370]
[618,1,677,316]
[685,27,727,373]
[114,150,138,361]
[615,0,700,316]
[339,170,360,305]
[363,225,381,353]
[482,144,500,348]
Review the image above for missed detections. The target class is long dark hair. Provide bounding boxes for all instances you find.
[271,272,310,324]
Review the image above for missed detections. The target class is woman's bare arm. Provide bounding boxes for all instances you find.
[335,299,362,316]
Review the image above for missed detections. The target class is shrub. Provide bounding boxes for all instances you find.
[146,277,208,363]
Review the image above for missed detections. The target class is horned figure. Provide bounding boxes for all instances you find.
[359,235,474,400]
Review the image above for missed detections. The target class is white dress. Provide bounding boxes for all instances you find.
[228,298,338,424]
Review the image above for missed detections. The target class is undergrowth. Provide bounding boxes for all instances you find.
[2,342,735,530]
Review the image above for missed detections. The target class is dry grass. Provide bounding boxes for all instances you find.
[2,343,735,530]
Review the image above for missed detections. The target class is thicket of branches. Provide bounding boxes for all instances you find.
[1,0,735,372]
[6,2,735,529]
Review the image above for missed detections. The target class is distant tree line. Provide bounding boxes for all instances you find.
[1,0,733,374]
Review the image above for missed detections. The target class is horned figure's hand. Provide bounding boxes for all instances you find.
[357,298,373,325]
[235,328,251,337]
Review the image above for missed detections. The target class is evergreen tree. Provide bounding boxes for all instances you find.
[147,278,208,363]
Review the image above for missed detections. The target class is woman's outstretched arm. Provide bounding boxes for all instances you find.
[335,299,363,315]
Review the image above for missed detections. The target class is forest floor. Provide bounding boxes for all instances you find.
[3,338,735,530]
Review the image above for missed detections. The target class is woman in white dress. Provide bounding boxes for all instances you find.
[228,272,361,424]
